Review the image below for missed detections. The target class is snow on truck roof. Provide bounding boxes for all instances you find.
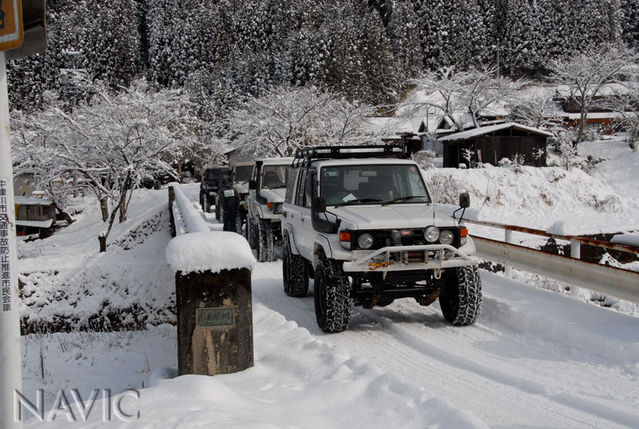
[312,158,418,168]
[258,157,294,165]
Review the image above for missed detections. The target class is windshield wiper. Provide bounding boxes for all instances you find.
[381,196,424,206]
[334,198,382,207]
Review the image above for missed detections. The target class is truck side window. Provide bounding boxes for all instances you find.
[285,168,297,204]
[304,169,315,208]
[295,168,307,206]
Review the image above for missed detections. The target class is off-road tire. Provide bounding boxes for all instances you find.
[202,194,211,213]
[282,237,309,297]
[257,219,274,262]
[246,218,258,249]
[314,259,351,333]
[439,265,482,326]
[235,213,243,235]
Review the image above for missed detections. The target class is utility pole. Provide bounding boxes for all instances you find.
[1,1,46,428]
[0,48,23,429]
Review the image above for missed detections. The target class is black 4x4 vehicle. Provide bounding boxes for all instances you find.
[281,145,482,333]
[199,166,230,215]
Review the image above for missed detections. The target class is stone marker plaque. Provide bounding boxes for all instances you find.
[196,307,234,328]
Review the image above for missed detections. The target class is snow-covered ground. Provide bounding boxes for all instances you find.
[17,140,639,428]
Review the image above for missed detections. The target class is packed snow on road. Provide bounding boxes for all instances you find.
[17,139,639,428]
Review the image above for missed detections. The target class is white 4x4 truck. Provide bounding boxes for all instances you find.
[281,145,482,333]
[246,158,293,262]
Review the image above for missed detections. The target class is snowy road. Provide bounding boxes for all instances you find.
[252,260,639,428]
[181,181,639,428]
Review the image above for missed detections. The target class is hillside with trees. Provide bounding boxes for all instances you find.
[9,0,638,114]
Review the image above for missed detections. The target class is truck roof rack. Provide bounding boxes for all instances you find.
[292,145,409,168]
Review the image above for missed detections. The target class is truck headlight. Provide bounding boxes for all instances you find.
[424,226,440,243]
[439,230,454,245]
[273,203,283,214]
[357,233,374,250]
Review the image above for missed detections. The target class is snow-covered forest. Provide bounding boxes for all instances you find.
[8,0,639,112]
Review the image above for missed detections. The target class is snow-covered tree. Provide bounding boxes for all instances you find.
[387,0,423,81]
[11,80,215,252]
[411,66,516,129]
[509,90,562,130]
[609,82,639,151]
[224,86,375,157]
[552,46,639,146]
[621,0,639,50]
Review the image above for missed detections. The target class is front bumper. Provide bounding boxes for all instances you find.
[342,244,477,273]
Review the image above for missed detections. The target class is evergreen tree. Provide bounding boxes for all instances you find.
[387,0,423,81]
[621,0,639,50]
[79,0,141,88]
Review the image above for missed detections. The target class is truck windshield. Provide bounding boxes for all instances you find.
[320,164,431,206]
[205,169,227,185]
[234,165,253,182]
[261,165,290,189]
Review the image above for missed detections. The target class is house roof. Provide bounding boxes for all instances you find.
[437,122,553,142]
[15,196,53,205]
[16,219,54,228]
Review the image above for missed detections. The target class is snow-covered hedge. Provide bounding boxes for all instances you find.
[165,232,255,274]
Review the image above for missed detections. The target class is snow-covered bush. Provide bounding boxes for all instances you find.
[412,150,438,169]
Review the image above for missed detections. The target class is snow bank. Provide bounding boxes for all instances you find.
[24,304,489,429]
[165,231,255,274]
[422,164,639,235]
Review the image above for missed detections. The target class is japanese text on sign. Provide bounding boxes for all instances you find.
[0,178,11,312]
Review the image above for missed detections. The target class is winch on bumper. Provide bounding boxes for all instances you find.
[342,242,477,278]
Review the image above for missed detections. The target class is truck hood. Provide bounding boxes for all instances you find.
[327,204,458,230]
[260,188,286,203]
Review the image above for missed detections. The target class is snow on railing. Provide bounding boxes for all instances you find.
[172,185,210,234]
[167,184,255,274]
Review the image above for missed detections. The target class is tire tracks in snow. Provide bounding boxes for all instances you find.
[360,309,639,428]
[252,261,639,428]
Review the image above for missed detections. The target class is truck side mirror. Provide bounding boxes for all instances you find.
[459,192,470,208]
[249,180,257,190]
[311,197,326,213]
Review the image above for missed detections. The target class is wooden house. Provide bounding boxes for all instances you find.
[437,122,552,168]
[14,196,56,237]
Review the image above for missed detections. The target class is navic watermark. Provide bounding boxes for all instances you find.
[14,388,141,423]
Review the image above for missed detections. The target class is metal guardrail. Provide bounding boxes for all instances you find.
[473,236,639,304]
[465,219,639,304]
[465,218,639,257]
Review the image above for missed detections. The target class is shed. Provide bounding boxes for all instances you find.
[14,196,56,236]
[438,122,552,168]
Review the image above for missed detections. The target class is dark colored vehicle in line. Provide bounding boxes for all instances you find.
[199,166,230,214]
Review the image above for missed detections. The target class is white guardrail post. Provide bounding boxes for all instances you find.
[570,238,581,259]
[504,230,513,278]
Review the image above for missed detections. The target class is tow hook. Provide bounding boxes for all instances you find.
[434,268,442,280]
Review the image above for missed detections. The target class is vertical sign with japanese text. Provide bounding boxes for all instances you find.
[0,0,22,52]
[0,177,10,312]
